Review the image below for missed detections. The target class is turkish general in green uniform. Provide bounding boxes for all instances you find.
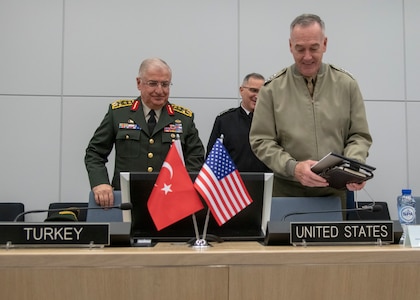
[85,97,205,190]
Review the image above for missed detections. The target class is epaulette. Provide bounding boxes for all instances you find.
[172,104,193,117]
[264,68,287,86]
[111,99,135,110]
[330,64,354,79]
[217,107,236,117]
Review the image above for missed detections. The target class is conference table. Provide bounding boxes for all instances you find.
[1,242,420,300]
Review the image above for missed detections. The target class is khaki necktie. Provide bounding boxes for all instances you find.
[306,77,314,97]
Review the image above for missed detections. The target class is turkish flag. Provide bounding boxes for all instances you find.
[147,141,204,231]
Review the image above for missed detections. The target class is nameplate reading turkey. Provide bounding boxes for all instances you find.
[290,221,394,245]
[0,223,110,247]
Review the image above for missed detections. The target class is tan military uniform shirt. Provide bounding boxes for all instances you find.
[250,63,372,183]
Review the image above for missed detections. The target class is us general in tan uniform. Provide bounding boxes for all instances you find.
[85,97,205,190]
[250,63,372,201]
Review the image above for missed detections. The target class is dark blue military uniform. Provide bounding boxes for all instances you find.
[207,107,270,172]
[85,97,205,190]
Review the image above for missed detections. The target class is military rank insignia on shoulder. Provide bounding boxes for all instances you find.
[264,68,287,85]
[217,107,236,117]
[111,99,135,110]
[330,64,354,79]
[172,104,193,117]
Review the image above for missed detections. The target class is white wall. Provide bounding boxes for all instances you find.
[0,0,418,221]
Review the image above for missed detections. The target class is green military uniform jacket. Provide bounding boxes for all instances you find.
[250,63,372,184]
[85,97,205,190]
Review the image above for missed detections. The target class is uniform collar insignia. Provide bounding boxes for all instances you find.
[166,104,174,116]
[130,100,140,111]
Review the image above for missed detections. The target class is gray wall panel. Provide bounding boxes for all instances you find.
[407,102,420,198]
[61,97,116,205]
[0,96,61,221]
[0,0,63,95]
[63,0,238,99]
[405,0,420,101]
[361,102,407,220]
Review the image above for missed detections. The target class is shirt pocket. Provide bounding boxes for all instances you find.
[161,131,187,146]
[115,129,141,158]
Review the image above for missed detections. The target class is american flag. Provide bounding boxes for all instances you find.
[194,139,253,226]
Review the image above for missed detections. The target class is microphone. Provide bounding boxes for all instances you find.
[282,204,383,221]
[13,203,133,222]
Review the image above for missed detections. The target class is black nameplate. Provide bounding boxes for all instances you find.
[290,221,394,245]
[0,223,109,246]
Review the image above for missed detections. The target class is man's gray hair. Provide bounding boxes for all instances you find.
[290,14,325,34]
[138,57,172,78]
[242,73,265,85]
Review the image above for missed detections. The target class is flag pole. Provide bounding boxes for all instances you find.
[175,134,202,245]
[193,134,224,248]
[192,207,210,248]
[192,213,200,242]
[202,208,210,241]
[192,211,210,248]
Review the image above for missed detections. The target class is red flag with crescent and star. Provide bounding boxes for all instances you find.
[147,140,204,231]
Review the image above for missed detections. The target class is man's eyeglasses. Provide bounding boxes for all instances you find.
[242,86,260,93]
[143,80,172,89]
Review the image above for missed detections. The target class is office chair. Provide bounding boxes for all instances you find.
[346,190,355,209]
[47,202,89,221]
[0,202,25,221]
[86,191,123,222]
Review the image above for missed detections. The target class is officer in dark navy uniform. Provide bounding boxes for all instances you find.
[85,58,205,207]
[207,73,270,172]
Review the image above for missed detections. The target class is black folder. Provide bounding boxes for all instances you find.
[311,152,375,189]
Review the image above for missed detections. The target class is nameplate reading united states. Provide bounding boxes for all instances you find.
[0,223,110,247]
[290,221,394,245]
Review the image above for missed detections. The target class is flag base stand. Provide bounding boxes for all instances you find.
[190,209,212,249]
[191,238,211,249]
